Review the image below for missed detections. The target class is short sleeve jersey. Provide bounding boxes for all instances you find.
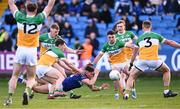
[116,31,136,60]
[39,33,62,56]
[136,32,165,60]
[14,11,46,47]
[62,74,87,92]
[101,39,126,64]
[38,47,65,66]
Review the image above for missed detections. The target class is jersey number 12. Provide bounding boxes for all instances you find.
[23,23,37,34]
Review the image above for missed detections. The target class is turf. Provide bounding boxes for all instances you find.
[0,77,180,109]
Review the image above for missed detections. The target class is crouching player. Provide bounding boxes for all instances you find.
[32,63,109,97]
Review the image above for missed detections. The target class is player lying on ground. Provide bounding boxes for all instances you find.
[93,30,138,99]
[35,38,82,99]
[32,63,109,98]
[124,20,180,100]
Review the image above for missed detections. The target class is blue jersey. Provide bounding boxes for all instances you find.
[62,74,87,92]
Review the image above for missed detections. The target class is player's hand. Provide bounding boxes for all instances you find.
[128,63,133,71]
[75,49,85,54]
[101,83,109,90]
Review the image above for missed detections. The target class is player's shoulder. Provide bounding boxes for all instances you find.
[125,31,134,34]
[40,33,49,37]
[14,11,26,21]
[39,33,49,41]
[103,42,109,47]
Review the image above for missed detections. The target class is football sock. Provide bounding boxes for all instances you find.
[164,86,169,94]
[8,93,13,98]
[124,89,131,95]
[25,87,31,94]
[132,88,136,92]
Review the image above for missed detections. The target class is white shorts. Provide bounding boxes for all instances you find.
[14,46,37,66]
[135,60,163,72]
[111,61,129,70]
[36,65,53,78]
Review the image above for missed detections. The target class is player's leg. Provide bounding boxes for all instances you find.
[124,67,141,100]
[23,65,36,105]
[156,62,177,98]
[113,80,120,100]
[41,67,66,98]
[32,84,49,94]
[21,47,37,105]
[111,65,121,100]
[4,63,22,106]
[119,71,126,94]
[53,62,67,78]
[123,65,137,99]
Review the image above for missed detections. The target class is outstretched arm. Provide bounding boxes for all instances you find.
[43,0,56,17]
[82,69,100,86]
[61,59,82,73]
[92,52,104,65]
[87,83,109,91]
[63,44,84,54]
[163,39,180,48]
[8,0,18,16]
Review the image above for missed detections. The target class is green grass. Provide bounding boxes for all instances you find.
[0,77,180,109]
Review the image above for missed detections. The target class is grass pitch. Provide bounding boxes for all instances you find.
[0,77,180,109]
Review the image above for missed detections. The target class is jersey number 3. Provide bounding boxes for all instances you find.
[144,37,152,47]
[23,23,37,34]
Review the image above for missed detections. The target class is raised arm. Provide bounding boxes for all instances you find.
[92,52,104,65]
[163,39,180,48]
[8,0,18,16]
[43,0,56,17]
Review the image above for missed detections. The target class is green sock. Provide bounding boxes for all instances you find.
[70,90,74,97]
[8,93,13,98]
[124,89,131,95]
[164,86,169,90]
[25,87,31,94]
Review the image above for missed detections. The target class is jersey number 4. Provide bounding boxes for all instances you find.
[144,37,152,47]
[23,23,37,34]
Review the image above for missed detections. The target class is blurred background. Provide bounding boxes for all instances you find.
[0,0,179,76]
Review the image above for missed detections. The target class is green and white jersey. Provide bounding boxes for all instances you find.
[116,31,136,42]
[116,31,136,59]
[136,31,166,60]
[101,39,127,64]
[39,33,62,56]
[38,47,65,66]
[13,10,46,47]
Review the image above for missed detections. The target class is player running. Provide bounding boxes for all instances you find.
[114,20,138,99]
[4,0,55,106]
[124,20,179,99]
[32,63,109,97]
[93,30,138,99]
